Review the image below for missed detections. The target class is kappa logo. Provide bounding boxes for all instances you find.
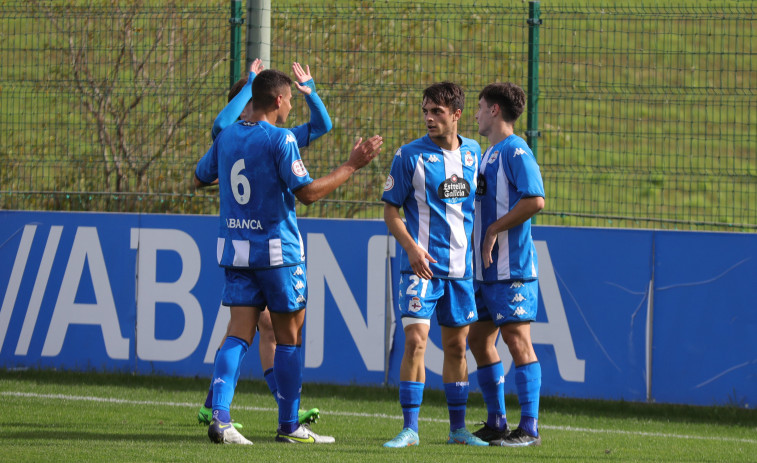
[409,297,422,313]
[296,295,306,303]
[514,147,527,157]
[496,313,505,321]
[427,154,440,163]
[496,375,505,385]
[293,267,304,276]
[395,148,402,157]
[511,293,526,303]
[294,281,305,290]
[513,307,527,316]
[213,377,226,385]
[467,311,476,319]
[286,133,296,144]
[510,281,524,289]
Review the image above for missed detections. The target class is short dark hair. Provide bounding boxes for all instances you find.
[228,76,248,102]
[478,82,526,123]
[422,81,465,112]
[251,69,293,110]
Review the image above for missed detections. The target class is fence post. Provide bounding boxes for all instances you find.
[526,1,541,158]
[229,0,244,89]
[246,0,271,70]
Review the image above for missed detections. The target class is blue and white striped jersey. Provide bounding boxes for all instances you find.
[382,134,481,279]
[195,120,313,269]
[473,134,544,282]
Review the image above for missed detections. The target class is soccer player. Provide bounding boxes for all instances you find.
[196,59,326,431]
[381,82,487,448]
[194,68,382,445]
[469,82,545,447]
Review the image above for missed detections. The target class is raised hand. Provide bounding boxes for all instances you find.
[250,58,264,75]
[346,135,383,170]
[293,62,314,95]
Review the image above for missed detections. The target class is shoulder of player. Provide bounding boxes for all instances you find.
[458,135,481,153]
[499,134,531,156]
[258,122,298,147]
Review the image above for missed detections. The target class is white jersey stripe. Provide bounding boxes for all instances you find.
[413,156,430,254]
[474,201,483,280]
[496,160,511,279]
[231,240,250,267]
[217,238,225,265]
[443,148,466,278]
[269,238,283,267]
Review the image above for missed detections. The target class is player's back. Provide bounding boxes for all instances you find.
[214,120,313,269]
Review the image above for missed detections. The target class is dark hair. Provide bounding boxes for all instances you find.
[422,81,465,112]
[251,69,293,110]
[478,82,526,123]
[228,76,248,102]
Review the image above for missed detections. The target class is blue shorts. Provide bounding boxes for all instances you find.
[222,264,307,313]
[475,279,539,325]
[398,274,477,327]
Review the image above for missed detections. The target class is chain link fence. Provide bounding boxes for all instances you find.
[1,1,755,231]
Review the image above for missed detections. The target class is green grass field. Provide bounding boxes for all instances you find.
[1,369,755,462]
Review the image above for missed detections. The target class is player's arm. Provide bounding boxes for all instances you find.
[290,62,333,146]
[211,59,264,140]
[193,144,220,189]
[383,203,436,280]
[294,135,382,205]
[481,196,544,269]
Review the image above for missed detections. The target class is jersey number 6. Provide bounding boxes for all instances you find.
[231,158,251,205]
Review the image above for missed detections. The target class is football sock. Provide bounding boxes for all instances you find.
[274,344,301,434]
[204,349,221,408]
[212,336,249,422]
[444,381,469,432]
[399,381,424,433]
[515,361,542,436]
[477,362,507,430]
[263,368,278,402]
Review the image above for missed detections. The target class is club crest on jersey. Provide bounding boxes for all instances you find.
[437,174,471,204]
[464,151,474,166]
[408,297,422,313]
[488,150,499,164]
[384,175,395,191]
[292,159,308,177]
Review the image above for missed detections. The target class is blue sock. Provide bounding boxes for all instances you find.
[399,381,424,433]
[204,349,221,408]
[264,368,278,402]
[444,381,469,432]
[274,344,301,433]
[477,362,507,430]
[515,362,541,436]
[212,336,249,423]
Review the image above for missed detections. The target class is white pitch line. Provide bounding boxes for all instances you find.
[3,391,756,445]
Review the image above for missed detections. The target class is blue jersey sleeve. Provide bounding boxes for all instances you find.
[289,85,333,148]
[275,130,314,192]
[211,71,255,140]
[381,147,413,207]
[503,141,544,198]
[195,142,219,184]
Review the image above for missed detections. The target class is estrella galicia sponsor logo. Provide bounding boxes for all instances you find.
[437,174,471,204]
[226,218,263,230]
[476,173,487,196]
[292,159,308,177]
[384,175,394,191]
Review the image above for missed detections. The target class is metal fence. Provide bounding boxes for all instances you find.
[1,1,755,231]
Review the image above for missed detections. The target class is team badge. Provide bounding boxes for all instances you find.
[488,151,499,164]
[408,297,422,313]
[292,160,308,177]
[464,151,474,166]
[384,175,395,191]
